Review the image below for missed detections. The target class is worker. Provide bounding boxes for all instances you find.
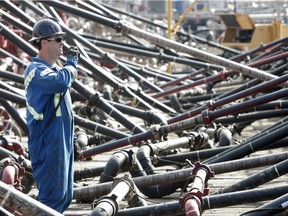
[24,17,79,213]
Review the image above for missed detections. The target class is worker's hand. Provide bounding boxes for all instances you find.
[66,46,79,69]
[68,46,80,57]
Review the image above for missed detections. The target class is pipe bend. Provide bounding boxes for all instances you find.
[99,150,133,183]
[217,127,233,147]
[135,145,187,198]
[136,145,154,175]
[1,165,16,185]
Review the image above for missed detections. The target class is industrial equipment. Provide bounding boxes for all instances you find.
[220,13,288,51]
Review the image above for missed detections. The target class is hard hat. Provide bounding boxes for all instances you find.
[29,17,66,44]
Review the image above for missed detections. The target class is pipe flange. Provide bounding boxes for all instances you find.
[192,161,215,182]
[114,20,123,33]
[179,190,203,210]
[201,109,213,125]
[206,100,216,111]
[92,194,118,216]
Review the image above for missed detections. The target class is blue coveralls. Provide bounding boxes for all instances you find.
[24,57,77,213]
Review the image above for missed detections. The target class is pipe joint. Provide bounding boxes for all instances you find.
[151,124,167,141]
[113,150,135,171]
[89,92,102,106]
[92,194,118,216]
[186,131,208,150]
[192,162,214,183]
[114,20,123,33]
[1,157,25,190]
[215,126,233,146]
[201,109,214,125]
[206,100,216,111]
[179,190,203,210]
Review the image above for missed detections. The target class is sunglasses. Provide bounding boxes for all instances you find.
[46,37,64,43]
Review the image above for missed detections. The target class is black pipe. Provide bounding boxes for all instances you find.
[156,146,230,167]
[85,36,223,71]
[0,9,32,36]
[0,0,36,25]
[0,48,27,69]
[215,109,288,125]
[95,133,212,199]
[0,181,62,216]
[5,0,172,116]
[99,150,134,183]
[0,70,25,85]
[44,6,164,94]
[116,185,288,216]
[0,22,37,57]
[73,150,288,200]
[82,33,159,53]
[74,115,129,139]
[0,80,24,96]
[109,101,168,126]
[207,116,288,163]
[204,118,288,164]
[72,80,146,134]
[74,166,104,182]
[245,100,288,112]
[0,98,27,135]
[239,192,288,216]
[215,158,288,195]
[217,127,233,146]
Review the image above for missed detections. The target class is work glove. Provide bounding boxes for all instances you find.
[65,46,80,69]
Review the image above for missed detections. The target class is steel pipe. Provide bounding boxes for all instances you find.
[179,162,214,216]
[39,0,287,87]
[73,151,288,200]
[214,158,288,194]
[116,185,288,216]
[0,181,62,216]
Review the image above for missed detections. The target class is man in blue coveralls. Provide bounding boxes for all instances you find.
[24,17,78,213]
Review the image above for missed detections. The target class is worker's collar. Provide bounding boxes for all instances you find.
[32,57,57,69]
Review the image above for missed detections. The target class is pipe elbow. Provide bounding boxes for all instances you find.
[100,150,132,183]
[1,165,16,185]
[136,145,152,162]
[217,127,233,147]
